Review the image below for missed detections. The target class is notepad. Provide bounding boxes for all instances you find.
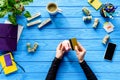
[0,52,18,75]
[88,0,102,10]
[103,22,114,33]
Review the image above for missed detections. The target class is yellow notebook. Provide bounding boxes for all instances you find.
[0,52,17,75]
[88,0,102,10]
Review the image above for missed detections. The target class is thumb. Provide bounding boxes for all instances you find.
[75,46,79,52]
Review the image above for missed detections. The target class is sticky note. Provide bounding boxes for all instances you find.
[69,38,78,50]
[103,22,114,33]
[0,52,17,75]
[88,0,102,10]
[4,54,12,66]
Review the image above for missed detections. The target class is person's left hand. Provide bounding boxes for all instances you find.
[56,42,68,59]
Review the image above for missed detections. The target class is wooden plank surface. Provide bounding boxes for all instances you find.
[0,0,120,80]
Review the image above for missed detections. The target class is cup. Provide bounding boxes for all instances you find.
[46,2,62,15]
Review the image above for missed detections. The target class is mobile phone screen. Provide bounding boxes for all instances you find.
[104,43,116,60]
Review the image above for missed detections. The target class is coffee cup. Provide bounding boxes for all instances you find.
[46,2,62,15]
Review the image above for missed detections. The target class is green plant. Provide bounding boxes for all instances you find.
[0,0,33,25]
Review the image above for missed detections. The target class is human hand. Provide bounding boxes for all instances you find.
[62,40,71,52]
[75,42,86,63]
[56,42,68,59]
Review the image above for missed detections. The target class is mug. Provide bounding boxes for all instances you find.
[46,2,62,15]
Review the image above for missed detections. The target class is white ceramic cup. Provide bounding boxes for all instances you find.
[46,2,62,15]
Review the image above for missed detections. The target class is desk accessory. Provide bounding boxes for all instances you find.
[38,18,51,28]
[88,0,102,10]
[93,18,99,28]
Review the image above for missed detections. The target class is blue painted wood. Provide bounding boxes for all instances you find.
[0,0,120,80]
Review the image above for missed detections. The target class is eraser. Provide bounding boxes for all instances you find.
[102,35,110,44]
[82,7,91,16]
[38,18,51,28]
[27,12,41,21]
[27,20,41,27]
[69,38,78,50]
[93,18,99,28]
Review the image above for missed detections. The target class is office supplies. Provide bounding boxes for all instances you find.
[5,20,23,42]
[104,43,116,60]
[26,42,39,53]
[103,22,114,33]
[27,20,41,27]
[0,52,18,75]
[27,43,32,53]
[100,3,117,18]
[0,24,18,51]
[69,38,78,50]
[32,42,39,51]
[102,35,110,44]
[38,18,51,28]
[82,7,91,16]
[88,0,102,10]
[83,16,92,22]
[27,12,41,21]
[4,54,12,67]
[93,18,99,28]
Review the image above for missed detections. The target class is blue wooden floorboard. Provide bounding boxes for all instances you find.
[0,0,120,80]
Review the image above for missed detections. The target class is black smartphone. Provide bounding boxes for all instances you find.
[104,43,116,60]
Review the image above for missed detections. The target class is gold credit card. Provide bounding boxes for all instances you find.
[69,38,78,50]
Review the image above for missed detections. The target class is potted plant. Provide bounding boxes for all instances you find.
[0,0,33,25]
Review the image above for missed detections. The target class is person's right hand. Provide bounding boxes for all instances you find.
[75,42,86,63]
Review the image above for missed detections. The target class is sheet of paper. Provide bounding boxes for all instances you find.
[103,22,114,33]
[88,0,102,10]
[5,20,23,42]
[0,52,17,75]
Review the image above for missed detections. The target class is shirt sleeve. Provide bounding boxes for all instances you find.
[46,57,61,80]
[80,60,98,80]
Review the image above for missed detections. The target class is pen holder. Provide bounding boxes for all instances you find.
[100,3,116,18]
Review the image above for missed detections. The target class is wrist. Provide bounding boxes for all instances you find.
[79,59,84,63]
[56,53,63,59]
[56,56,62,59]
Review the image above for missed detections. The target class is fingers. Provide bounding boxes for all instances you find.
[77,42,86,52]
[75,46,79,52]
[57,43,62,50]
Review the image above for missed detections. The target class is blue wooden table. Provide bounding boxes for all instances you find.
[0,0,120,80]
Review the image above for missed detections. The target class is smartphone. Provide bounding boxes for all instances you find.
[104,43,116,60]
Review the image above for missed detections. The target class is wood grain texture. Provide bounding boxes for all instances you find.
[0,0,120,80]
